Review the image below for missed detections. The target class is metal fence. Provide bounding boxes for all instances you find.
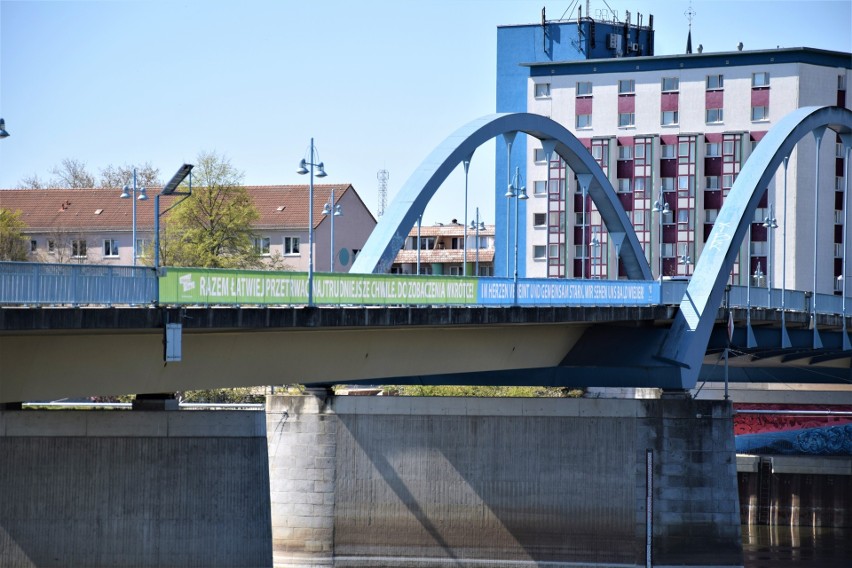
[0,261,158,305]
[0,261,848,317]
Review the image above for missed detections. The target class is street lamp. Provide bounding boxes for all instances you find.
[652,191,671,279]
[0,118,9,138]
[154,164,194,270]
[120,168,148,266]
[322,188,342,273]
[506,167,527,303]
[763,206,778,306]
[297,138,327,306]
[469,208,485,276]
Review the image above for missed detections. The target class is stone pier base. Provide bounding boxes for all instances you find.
[266,396,742,567]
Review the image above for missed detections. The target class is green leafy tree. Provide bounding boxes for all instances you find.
[0,208,29,261]
[159,151,261,268]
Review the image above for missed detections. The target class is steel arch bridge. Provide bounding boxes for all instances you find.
[352,106,852,391]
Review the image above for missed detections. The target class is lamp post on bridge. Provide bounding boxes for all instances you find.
[322,188,343,273]
[120,169,148,266]
[652,190,671,279]
[469,208,485,276]
[154,164,194,271]
[506,167,527,304]
[297,138,328,306]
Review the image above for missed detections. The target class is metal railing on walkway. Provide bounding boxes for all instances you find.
[0,261,157,306]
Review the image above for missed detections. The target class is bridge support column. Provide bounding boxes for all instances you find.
[265,395,742,567]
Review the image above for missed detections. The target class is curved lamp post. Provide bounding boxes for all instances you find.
[322,188,342,273]
[120,168,148,266]
[506,167,527,303]
[297,138,327,306]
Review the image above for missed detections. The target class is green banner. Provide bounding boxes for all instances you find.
[158,268,478,305]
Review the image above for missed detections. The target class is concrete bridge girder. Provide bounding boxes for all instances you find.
[350,112,653,280]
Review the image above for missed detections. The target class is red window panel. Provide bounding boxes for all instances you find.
[705,90,724,109]
[751,88,769,106]
[750,131,768,142]
[661,92,679,112]
[705,133,723,143]
[616,136,635,147]
[576,97,593,115]
[618,95,635,113]
[661,135,678,145]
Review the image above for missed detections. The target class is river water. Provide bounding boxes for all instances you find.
[742,525,852,567]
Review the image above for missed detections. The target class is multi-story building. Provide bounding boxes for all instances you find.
[496,8,655,278]
[391,220,495,276]
[517,47,850,295]
[0,184,376,272]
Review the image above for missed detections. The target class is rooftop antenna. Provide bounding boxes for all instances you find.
[685,0,696,54]
[377,169,389,217]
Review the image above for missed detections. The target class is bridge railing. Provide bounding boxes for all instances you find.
[0,261,158,306]
[0,262,848,316]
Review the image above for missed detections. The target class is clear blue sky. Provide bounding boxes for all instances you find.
[1,0,850,226]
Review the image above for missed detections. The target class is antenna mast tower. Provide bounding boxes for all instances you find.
[377,169,389,217]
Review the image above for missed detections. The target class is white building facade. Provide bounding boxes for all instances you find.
[521,48,850,295]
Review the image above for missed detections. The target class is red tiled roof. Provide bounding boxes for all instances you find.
[0,184,358,232]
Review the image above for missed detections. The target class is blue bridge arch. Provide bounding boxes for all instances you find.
[350,113,654,280]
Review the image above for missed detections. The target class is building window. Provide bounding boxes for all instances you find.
[30,239,37,253]
[661,110,678,125]
[706,74,724,90]
[634,176,647,195]
[136,239,148,257]
[47,240,56,255]
[752,72,770,87]
[576,114,592,129]
[661,144,676,159]
[549,211,566,230]
[72,239,87,258]
[618,113,635,127]
[618,79,635,94]
[450,237,464,250]
[837,176,845,190]
[835,210,845,224]
[722,174,735,189]
[419,237,436,250]
[678,176,694,197]
[103,239,119,257]
[533,180,547,195]
[705,176,721,190]
[574,245,588,259]
[836,243,845,258]
[705,209,719,223]
[706,108,724,123]
[750,241,768,256]
[751,106,769,121]
[661,77,679,92]
[253,236,271,256]
[534,82,551,98]
[284,236,300,255]
[633,210,645,228]
[617,178,631,193]
[534,148,547,162]
[706,143,721,157]
[449,266,464,276]
[533,213,547,228]
[661,177,676,193]
[617,146,633,160]
[576,81,592,96]
[840,75,847,90]
[533,245,547,260]
[677,209,690,225]
[575,212,587,226]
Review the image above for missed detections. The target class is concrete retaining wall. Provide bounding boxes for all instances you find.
[0,410,272,567]
[266,395,742,568]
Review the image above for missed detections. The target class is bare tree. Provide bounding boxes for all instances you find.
[50,159,95,188]
[99,162,162,189]
[17,174,48,189]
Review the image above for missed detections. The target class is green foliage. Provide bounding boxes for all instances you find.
[0,208,29,261]
[180,388,265,404]
[392,385,584,397]
[159,151,261,269]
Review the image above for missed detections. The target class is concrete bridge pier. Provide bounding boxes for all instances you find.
[266,394,743,568]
